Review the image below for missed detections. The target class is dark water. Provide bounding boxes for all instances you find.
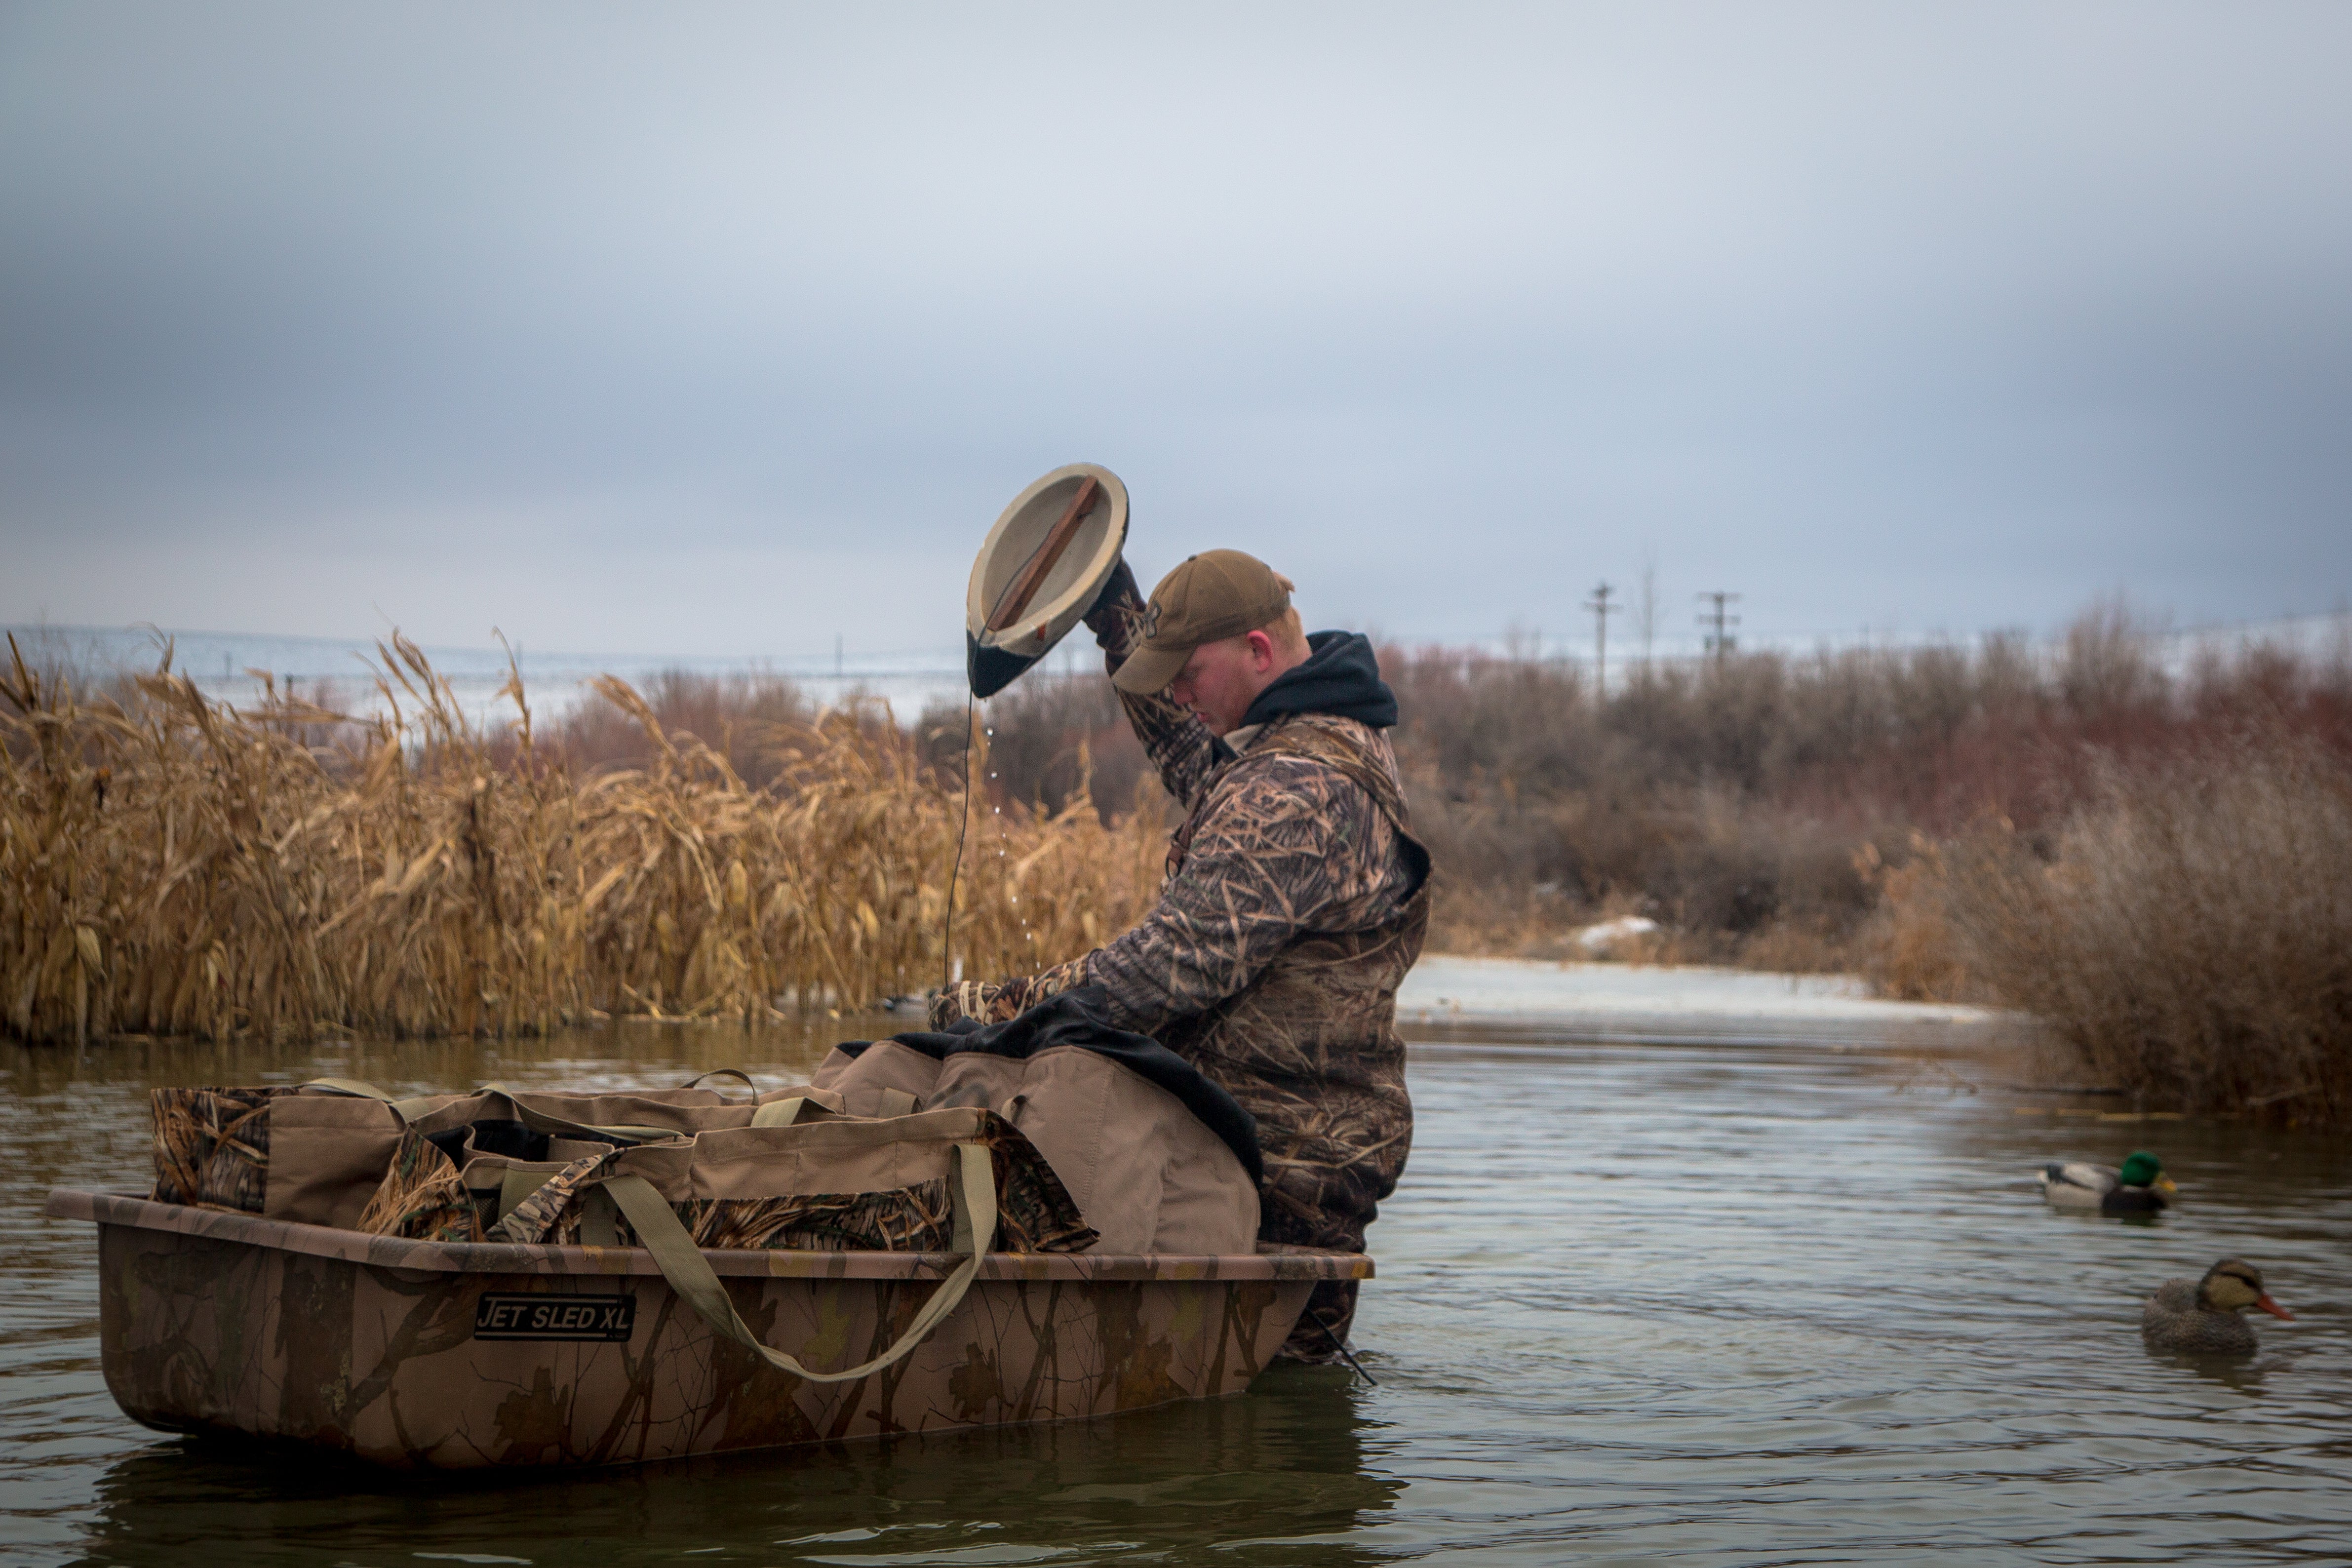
[5,1017,2349,1565]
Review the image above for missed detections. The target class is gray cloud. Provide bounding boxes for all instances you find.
[4,1,2349,658]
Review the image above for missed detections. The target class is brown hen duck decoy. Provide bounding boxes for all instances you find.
[2140,1258,2293,1355]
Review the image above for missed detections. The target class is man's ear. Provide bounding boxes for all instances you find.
[1246,629,1277,672]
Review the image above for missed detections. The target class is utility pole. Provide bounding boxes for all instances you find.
[1584,582,1616,695]
[1637,559,1657,671]
[1696,592,1741,664]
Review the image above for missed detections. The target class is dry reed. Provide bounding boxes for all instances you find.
[1,635,1161,1045]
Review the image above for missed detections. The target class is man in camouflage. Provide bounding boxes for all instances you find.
[932,549,1429,1360]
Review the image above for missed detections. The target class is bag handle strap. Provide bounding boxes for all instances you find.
[599,1143,997,1386]
[682,1069,758,1098]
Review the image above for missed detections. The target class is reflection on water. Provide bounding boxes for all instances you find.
[5,1017,2349,1565]
[74,1372,1398,1568]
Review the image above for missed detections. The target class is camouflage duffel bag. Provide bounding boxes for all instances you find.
[148,1073,806,1231]
[151,1076,1107,1387]
[378,1103,1097,1384]
[811,988,1263,1255]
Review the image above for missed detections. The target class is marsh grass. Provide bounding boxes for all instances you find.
[1,635,1160,1045]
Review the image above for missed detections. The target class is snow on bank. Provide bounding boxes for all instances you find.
[1398,954,2016,1046]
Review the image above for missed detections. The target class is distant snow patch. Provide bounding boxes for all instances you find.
[1574,915,1658,956]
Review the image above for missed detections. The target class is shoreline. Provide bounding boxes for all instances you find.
[1398,953,2019,1047]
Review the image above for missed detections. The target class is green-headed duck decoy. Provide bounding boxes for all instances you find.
[2039,1149,2176,1213]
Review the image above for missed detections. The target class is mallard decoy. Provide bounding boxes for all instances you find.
[2039,1149,2176,1212]
[2141,1258,2292,1355]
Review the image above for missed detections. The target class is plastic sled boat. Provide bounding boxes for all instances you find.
[46,1188,1370,1470]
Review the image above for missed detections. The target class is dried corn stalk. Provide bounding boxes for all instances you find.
[1,634,1161,1043]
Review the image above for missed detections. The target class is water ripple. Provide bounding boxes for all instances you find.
[3,1022,2347,1564]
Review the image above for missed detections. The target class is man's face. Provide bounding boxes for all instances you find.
[1167,631,1276,737]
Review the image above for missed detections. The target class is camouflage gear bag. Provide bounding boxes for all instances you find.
[811,989,1263,1256]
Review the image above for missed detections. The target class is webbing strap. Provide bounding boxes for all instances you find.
[300,1078,443,1121]
[498,1164,554,1221]
[877,1088,919,1119]
[600,1143,997,1385]
[683,1069,758,1098]
[750,1097,808,1128]
[579,1184,623,1247]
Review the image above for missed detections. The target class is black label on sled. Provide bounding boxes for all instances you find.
[473,1293,636,1342]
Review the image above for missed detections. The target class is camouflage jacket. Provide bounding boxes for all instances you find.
[935,574,1429,1255]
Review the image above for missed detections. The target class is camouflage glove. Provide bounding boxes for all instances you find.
[1082,557,1143,641]
[928,978,1032,1030]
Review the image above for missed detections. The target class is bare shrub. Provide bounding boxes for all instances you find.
[1942,737,2352,1122]
[1853,838,1974,1002]
[2056,595,2167,720]
[531,668,815,788]
[1364,606,2352,978]
[917,670,1151,823]
[1388,644,1933,966]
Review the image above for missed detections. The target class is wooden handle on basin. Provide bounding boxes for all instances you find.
[985,476,1101,633]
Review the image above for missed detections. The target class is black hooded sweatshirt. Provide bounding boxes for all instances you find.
[1233,630,1398,734]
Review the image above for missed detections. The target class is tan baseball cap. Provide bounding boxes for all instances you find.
[1111,549,1294,695]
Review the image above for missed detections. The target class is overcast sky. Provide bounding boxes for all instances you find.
[4,2,2348,664]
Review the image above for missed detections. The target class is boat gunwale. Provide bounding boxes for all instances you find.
[44,1188,1375,1282]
